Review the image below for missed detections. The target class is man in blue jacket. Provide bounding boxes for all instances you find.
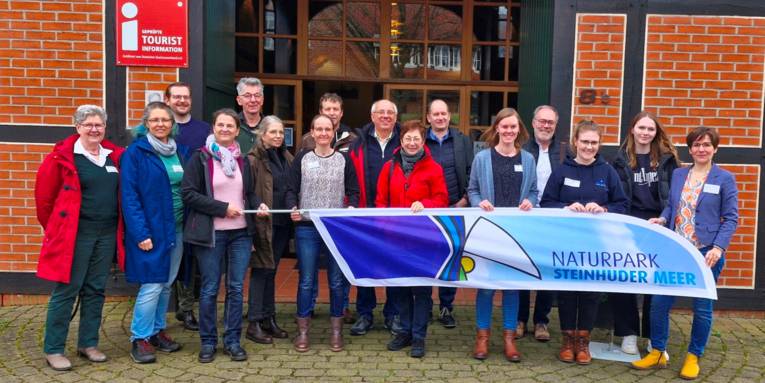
[424,99,473,328]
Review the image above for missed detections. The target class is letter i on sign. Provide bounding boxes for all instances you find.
[121,2,139,51]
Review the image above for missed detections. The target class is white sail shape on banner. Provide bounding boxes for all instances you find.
[463,217,541,279]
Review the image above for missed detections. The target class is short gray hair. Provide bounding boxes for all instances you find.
[236,77,263,95]
[370,99,398,115]
[74,104,107,125]
[141,102,176,137]
[260,115,283,132]
[533,105,559,121]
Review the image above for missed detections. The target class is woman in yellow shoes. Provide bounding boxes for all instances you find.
[631,127,738,380]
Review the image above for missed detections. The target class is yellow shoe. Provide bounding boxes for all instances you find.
[680,353,700,380]
[631,349,669,370]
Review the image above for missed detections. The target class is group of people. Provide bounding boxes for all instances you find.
[34,77,737,381]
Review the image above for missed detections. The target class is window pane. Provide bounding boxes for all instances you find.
[510,6,520,43]
[507,45,519,82]
[472,45,505,81]
[263,85,295,120]
[391,89,424,123]
[429,5,462,41]
[236,0,259,33]
[235,37,259,72]
[346,41,379,78]
[426,90,460,126]
[473,6,508,42]
[507,92,518,110]
[265,0,297,35]
[309,1,342,37]
[426,44,461,81]
[391,44,424,79]
[347,2,380,38]
[263,38,296,74]
[392,4,425,40]
[470,91,504,126]
[308,40,343,76]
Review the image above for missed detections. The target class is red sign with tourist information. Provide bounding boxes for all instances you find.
[115,0,188,67]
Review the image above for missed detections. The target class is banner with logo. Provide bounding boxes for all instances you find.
[116,0,188,67]
[310,208,718,300]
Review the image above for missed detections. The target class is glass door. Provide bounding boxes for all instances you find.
[261,79,303,151]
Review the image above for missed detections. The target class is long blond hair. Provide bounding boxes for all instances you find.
[621,111,679,168]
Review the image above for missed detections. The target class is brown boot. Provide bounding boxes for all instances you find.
[473,329,490,360]
[329,316,344,352]
[558,330,575,363]
[245,321,273,344]
[575,330,592,365]
[503,330,521,362]
[293,317,310,352]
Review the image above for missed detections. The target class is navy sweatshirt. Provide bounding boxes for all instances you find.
[540,155,628,214]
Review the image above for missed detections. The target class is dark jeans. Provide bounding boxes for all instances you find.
[356,286,399,321]
[295,226,344,318]
[44,221,115,354]
[608,292,643,337]
[394,286,432,340]
[558,291,600,331]
[195,229,251,347]
[174,250,196,313]
[438,287,456,311]
[518,290,554,325]
[247,224,290,322]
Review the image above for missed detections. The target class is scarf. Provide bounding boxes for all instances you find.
[146,133,177,157]
[205,134,240,177]
[400,148,425,177]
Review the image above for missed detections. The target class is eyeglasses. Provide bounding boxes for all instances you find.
[147,118,173,124]
[402,136,423,143]
[79,123,105,131]
[577,139,599,147]
[374,110,396,116]
[534,118,556,126]
[170,95,190,100]
[239,93,263,100]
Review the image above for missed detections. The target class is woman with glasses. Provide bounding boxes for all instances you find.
[121,102,190,364]
[35,105,125,371]
[540,119,628,365]
[468,107,538,363]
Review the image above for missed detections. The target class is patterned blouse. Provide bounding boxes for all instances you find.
[674,171,708,248]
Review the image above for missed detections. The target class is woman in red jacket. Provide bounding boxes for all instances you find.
[376,120,448,358]
[34,105,125,371]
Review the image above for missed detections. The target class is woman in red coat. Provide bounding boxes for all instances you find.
[376,120,448,358]
[34,105,125,371]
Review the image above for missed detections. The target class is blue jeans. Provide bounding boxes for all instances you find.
[131,232,183,341]
[195,229,252,347]
[476,289,519,330]
[650,246,724,357]
[438,287,457,311]
[295,226,344,318]
[395,286,432,340]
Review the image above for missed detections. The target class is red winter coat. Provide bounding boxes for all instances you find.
[34,134,126,283]
[375,148,449,209]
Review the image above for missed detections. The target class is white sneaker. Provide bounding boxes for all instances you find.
[621,335,639,354]
[645,340,670,362]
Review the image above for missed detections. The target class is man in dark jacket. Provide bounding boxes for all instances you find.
[518,105,565,342]
[348,99,402,336]
[424,99,473,328]
[300,93,358,153]
[235,77,264,154]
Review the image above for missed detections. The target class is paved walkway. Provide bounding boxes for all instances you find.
[0,302,763,382]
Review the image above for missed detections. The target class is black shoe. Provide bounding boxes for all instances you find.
[130,339,156,364]
[385,315,403,335]
[245,321,273,344]
[198,345,216,363]
[410,338,426,358]
[223,344,248,361]
[175,310,199,331]
[387,333,412,351]
[149,330,182,352]
[438,307,456,329]
[263,316,288,339]
[350,316,373,336]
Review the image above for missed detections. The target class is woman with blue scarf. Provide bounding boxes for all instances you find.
[182,108,269,363]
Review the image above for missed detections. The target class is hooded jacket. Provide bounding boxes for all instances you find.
[35,134,126,283]
[540,155,628,214]
[610,149,678,214]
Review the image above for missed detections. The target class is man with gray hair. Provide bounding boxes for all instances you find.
[235,77,265,154]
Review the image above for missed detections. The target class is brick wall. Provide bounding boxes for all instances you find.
[0,0,104,125]
[643,15,765,147]
[570,14,626,145]
[718,164,759,288]
[126,67,178,127]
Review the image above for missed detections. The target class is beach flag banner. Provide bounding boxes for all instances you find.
[310,208,718,300]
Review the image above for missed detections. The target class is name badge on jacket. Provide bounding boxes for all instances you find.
[564,177,581,188]
[514,164,523,172]
[172,165,184,173]
[105,166,119,173]
[703,183,720,194]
